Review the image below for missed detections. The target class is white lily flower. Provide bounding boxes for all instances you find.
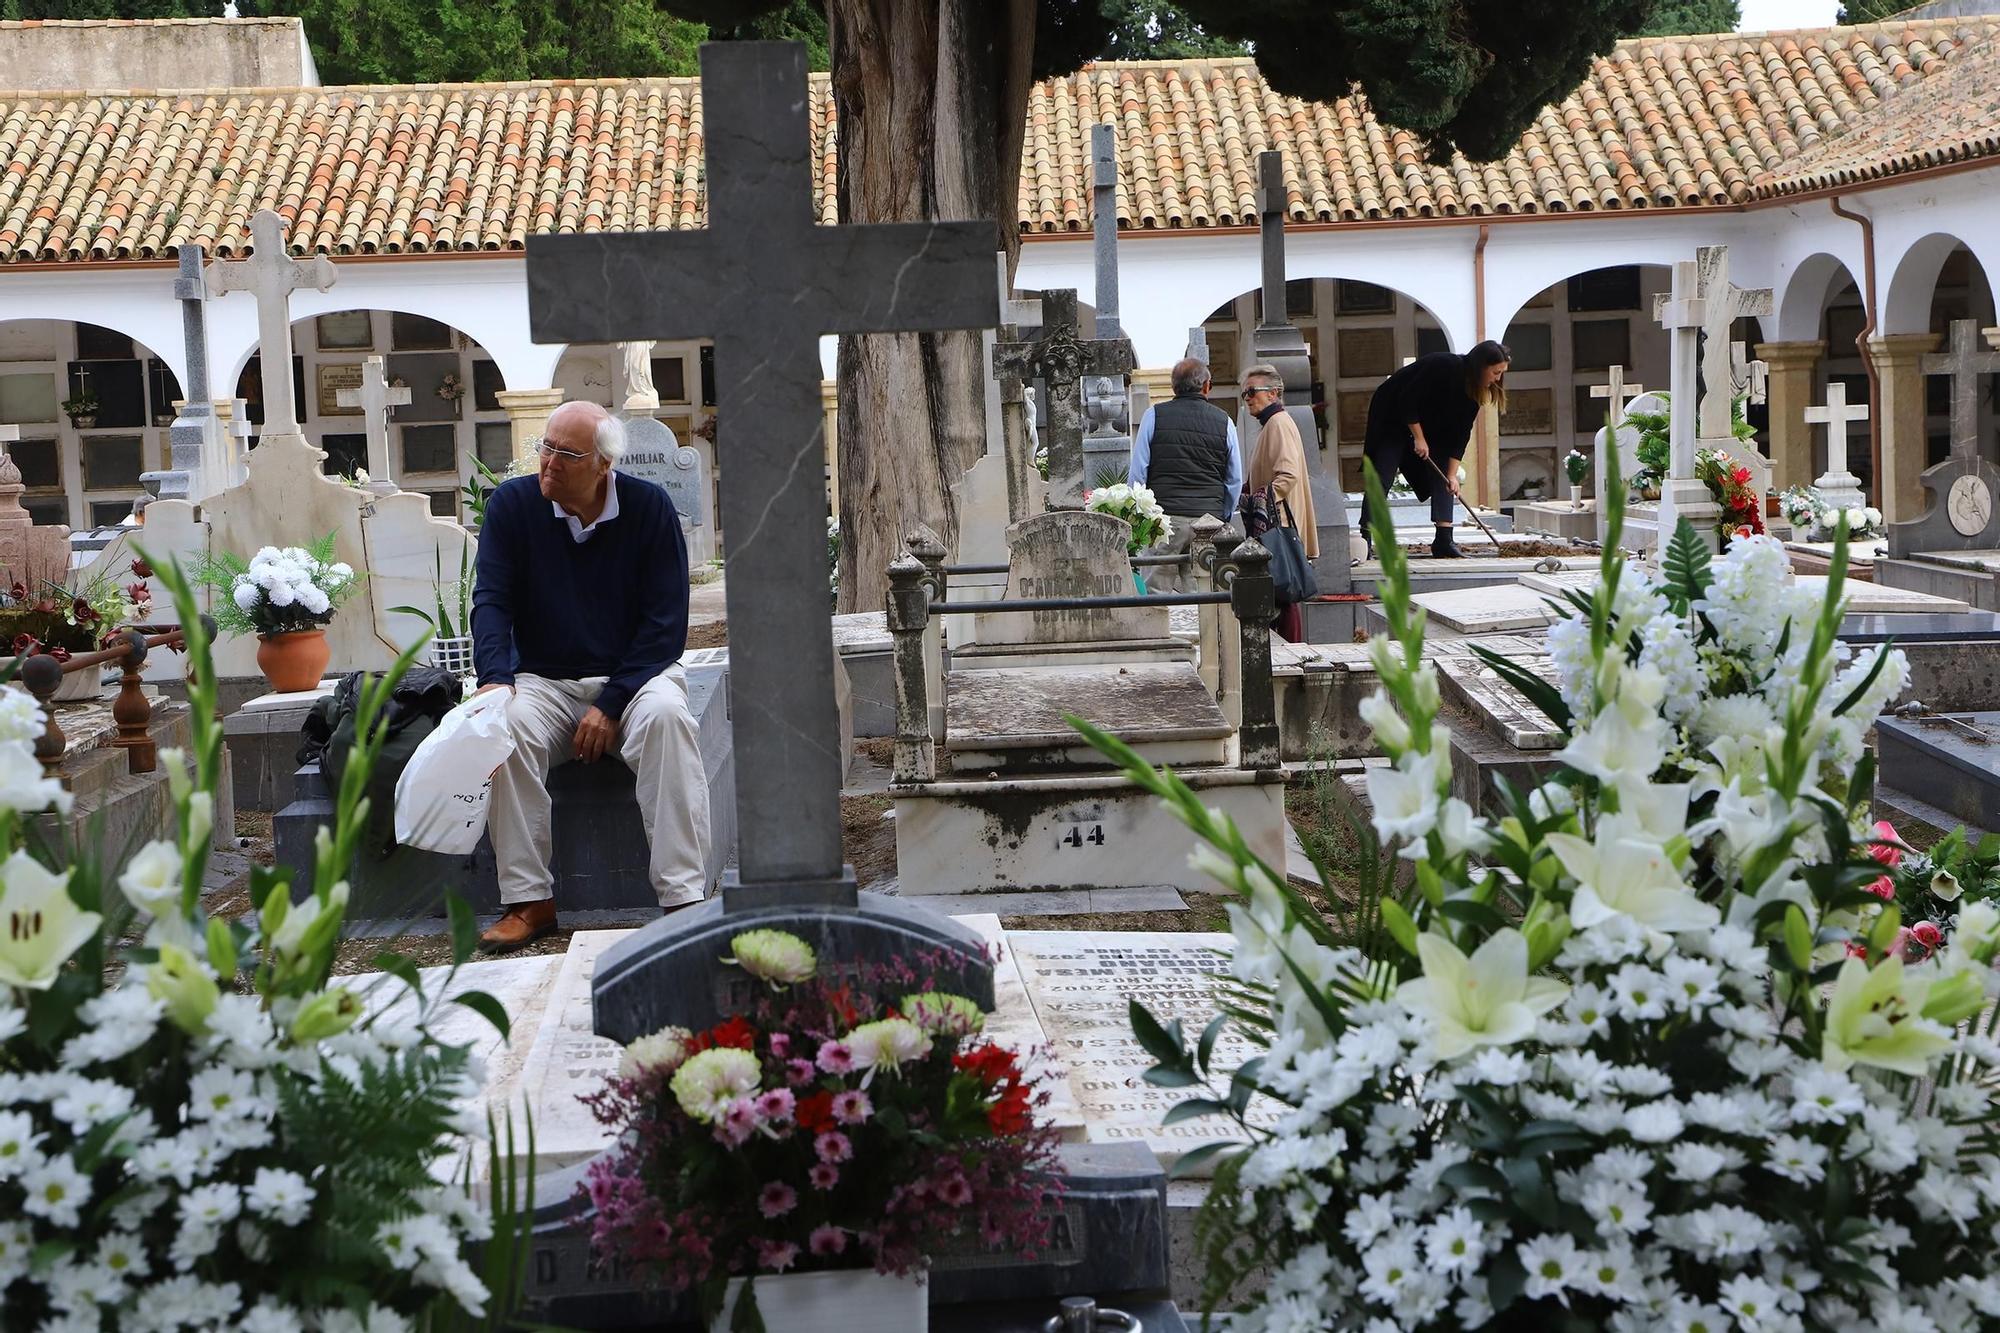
[1396,929,1568,1060]
[1547,816,1718,934]
[0,851,99,990]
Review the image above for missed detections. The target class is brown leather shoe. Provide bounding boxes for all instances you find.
[479,900,558,953]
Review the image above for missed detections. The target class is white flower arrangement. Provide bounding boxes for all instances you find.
[1780,485,1883,542]
[0,557,532,1332]
[1077,468,2000,1332]
[199,533,362,639]
[1084,482,1172,555]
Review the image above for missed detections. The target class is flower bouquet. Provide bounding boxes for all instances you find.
[1695,446,1764,542]
[1780,486,1884,543]
[1071,459,2000,1331]
[0,556,534,1332]
[1879,820,2000,959]
[2,562,155,699]
[581,930,1064,1332]
[1084,482,1173,556]
[1564,450,1589,508]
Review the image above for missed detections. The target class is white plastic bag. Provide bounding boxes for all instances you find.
[394,689,516,855]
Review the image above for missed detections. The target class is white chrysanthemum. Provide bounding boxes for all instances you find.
[844,1016,933,1071]
[617,1026,694,1080]
[726,929,816,985]
[668,1047,761,1123]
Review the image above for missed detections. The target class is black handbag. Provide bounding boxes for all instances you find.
[1260,498,1319,607]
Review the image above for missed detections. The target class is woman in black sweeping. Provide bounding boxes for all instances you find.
[1360,340,1511,558]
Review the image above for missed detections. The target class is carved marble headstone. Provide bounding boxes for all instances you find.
[616,416,712,563]
[205,209,336,441]
[978,510,1167,648]
[993,289,1134,509]
[1888,320,2000,558]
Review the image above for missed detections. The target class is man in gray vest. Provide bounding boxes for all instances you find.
[1127,357,1243,593]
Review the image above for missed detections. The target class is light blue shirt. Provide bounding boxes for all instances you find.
[1128,402,1244,512]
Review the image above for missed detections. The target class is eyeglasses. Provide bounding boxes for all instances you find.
[536,440,594,463]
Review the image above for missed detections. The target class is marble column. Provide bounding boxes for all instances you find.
[1756,340,1823,491]
[1466,403,1500,509]
[1868,332,1940,524]
[495,387,566,465]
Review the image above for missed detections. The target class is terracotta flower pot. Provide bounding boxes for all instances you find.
[256,628,330,694]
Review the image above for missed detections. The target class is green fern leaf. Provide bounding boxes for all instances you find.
[1661,518,1712,617]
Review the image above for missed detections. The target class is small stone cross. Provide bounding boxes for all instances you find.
[1090,123,1121,340]
[1589,365,1645,430]
[1806,380,1870,506]
[525,41,997,904]
[1922,319,2000,460]
[205,210,336,439]
[992,289,1136,508]
[337,355,411,494]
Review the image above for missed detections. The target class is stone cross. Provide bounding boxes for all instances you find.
[1081,123,1135,488]
[1186,327,1209,363]
[524,41,997,907]
[336,355,411,495]
[993,289,1135,509]
[1922,319,2000,460]
[205,210,336,440]
[1589,364,1644,541]
[1090,123,1121,340]
[226,398,253,484]
[986,254,1044,525]
[1256,152,1290,334]
[144,245,216,503]
[1806,380,1870,510]
[1691,247,1771,440]
[1655,258,1721,542]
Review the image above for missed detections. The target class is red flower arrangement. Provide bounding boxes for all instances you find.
[1695,448,1764,544]
[580,930,1064,1330]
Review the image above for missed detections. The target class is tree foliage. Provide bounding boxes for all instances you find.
[1635,0,1739,36]
[1092,1,1247,59]
[1837,0,1909,22]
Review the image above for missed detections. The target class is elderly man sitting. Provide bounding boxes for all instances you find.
[470,399,711,951]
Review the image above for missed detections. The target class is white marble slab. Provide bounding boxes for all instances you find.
[510,930,634,1173]
[1795,576,1970,615]
[1438,654,1565,750]
[1906,549,2000,572]
[1410,584,1558,634]
[1518,569,1606,597]
[1009,930,1281,1173]
[953,915,1084,1140]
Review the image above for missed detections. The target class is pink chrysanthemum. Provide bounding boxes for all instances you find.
[831,1090,872,1125]
[756,1239,799,1272]
[758,1182,797,1219]
[809,1225,847,1257]
[809,1162,840,1190]
[755,1088,796,1123]
[816,1042,855,1074]
[815,1131,853,1164]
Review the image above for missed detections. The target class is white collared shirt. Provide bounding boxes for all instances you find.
[552,476,620,543]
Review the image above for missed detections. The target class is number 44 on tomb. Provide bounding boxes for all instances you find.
[1061,822,1108,850]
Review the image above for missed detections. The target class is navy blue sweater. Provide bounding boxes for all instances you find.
[471,473,689,722]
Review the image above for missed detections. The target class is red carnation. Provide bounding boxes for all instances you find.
[129,557,154,579]
[953,1042,1020,1088]
[796,1091,836,1135]
[709,1015,757,1050]
[987,1084,1033,1135]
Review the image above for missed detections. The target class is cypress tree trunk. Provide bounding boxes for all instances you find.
[828,0,1033,614]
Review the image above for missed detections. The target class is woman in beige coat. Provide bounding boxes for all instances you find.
[1243,364,1316,640]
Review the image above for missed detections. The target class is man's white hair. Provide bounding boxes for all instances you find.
[547,400,627,463]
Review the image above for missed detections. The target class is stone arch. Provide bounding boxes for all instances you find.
[1884,232,1994,335]
[1775,252,1860,344]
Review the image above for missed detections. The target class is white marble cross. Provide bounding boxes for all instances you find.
[1922,319,2000,460]
[1729,340,1769,408]
[204,210,336,439]
[1692,247,1770,439]
[1655,258,1719,540]
[1589,365,1644,528]
[1588,364,1645,427]
[336,354,410,494]
[1806,381,1870,508]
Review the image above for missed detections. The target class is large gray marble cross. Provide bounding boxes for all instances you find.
[145,246,215,503]
[336,355,411,494]
[525,42,996,902]
[1923,319,2000,460]
[993,288,1135,508]
[205,210,336,439]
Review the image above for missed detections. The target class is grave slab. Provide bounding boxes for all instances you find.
[1794,575,1969,615]
[1513,500,1597,543]
[1877,555,2000,611]
[895,768,1286,897]
[1009,930,1281,1172]
[1840,612,2000,643]
[1877,712,2000,831]
[945,663,1231,773]
[1438,653,1564,750]
[1409,583,1560,634]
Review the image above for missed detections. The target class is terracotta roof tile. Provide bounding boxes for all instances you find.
[0,17,1993,263]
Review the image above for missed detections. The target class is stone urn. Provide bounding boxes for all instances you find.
[256,629,331,694]
[1570,483,1585,509]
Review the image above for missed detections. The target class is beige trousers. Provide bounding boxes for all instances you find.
[488,668,711,908]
